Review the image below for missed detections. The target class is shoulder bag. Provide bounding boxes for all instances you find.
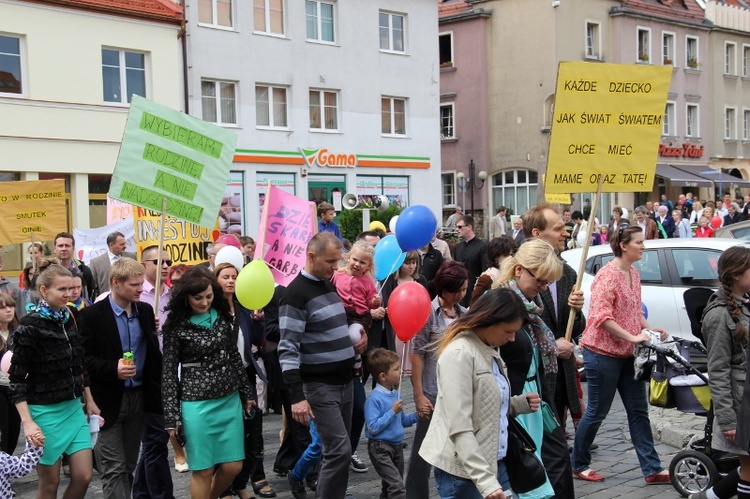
[504,417,547,493]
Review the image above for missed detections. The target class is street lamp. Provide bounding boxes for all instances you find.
[456,159,488,213]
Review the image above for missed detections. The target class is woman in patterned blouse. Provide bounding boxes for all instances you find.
[570,226,670,484]
[162,266,253,498]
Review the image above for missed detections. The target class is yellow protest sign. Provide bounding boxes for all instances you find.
[541,175,572,204]
[546,62,672,194]
[0,180,66,244]
[132,207,220,265]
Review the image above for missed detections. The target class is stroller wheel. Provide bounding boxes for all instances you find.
[669,449,719,497]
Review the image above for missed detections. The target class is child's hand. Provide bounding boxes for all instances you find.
[372,295,382,307]
[392,399,403,414]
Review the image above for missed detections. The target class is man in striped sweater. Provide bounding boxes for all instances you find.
[279,232,368,499]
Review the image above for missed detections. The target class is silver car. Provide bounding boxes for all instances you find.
[561,238,750,340]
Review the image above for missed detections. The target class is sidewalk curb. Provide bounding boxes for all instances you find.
[649,406,705,449]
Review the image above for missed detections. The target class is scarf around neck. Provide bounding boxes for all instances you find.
[503,279,559,374]
[26,299,71,325]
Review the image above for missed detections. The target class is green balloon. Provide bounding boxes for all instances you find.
[236,259,275,310]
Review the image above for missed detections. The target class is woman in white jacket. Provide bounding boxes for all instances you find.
[419,288,540,499]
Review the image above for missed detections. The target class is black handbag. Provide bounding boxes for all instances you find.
[504,417,547,494]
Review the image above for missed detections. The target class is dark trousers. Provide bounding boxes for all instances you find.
[541,424,575,499]
[0,386,21,454]
[231,386,267,491]
[368,440,406,499]
[350,377,366,454]
[404,394,435,499]
[132,412,174,499]
[274,389,311,473]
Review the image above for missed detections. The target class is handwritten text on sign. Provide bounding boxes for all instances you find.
[546,62,672,194]
[109,95,237,228]
[133,207,219,265]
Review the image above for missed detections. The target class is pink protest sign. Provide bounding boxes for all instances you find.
[255,186,317,286]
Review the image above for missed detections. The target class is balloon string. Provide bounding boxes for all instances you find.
[397,341,407,400]
[375,253,404,296]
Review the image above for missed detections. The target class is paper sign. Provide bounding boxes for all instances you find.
[546,62,672,194]
[74,218,136,263]
[109,95,238,228]
[0,180,66,244]
[132,207,219,265]
[541,175,572,204]
[107,196,134,224]
[255,186,317,287]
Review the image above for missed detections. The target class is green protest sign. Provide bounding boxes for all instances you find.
[109,95,237,228]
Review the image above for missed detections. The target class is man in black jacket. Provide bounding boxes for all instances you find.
[453,215,487,307]
[53,232,97,300]
[80,258,162,499]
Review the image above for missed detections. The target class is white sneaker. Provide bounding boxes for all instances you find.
[350,453,368,473]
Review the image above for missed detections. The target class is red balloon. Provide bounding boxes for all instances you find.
[388,282,431,342]
[710,216,722,230]
[216,233,242,249]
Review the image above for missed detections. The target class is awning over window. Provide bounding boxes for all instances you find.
[655,164,712,188]
[677,165,750,188]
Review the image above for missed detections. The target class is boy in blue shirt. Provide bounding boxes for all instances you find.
[364,348,418,499]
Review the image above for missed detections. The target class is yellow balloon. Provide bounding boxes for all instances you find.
[369,221,387,232]
[235,259,275,310]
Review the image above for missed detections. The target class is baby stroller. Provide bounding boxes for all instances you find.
[643,288,740,497]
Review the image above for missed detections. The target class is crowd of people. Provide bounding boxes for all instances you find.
[0,192,748,499]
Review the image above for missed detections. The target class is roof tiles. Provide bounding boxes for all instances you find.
[24,0,183,23]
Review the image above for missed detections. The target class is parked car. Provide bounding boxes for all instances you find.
[561,238,750,340]
[714,219,750,240]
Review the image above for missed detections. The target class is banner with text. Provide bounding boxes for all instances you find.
[133,207,219,265]
[255,186,317,287]
[74,218,136,263]
[0,180,66,244]
[546,62,672,193]
[109,95,238,228]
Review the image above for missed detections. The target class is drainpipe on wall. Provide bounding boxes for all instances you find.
[178,1,189,113]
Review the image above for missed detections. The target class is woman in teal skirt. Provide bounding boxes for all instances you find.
[9,259,100,498]
[162,266,253,498]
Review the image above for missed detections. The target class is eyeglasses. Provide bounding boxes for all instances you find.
[524,267,553,286]
[455,225,466,229]
[145,259,173,266]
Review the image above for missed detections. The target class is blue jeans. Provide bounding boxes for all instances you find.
[434,461,514,499]
[291,419,321,481]
[571,348,662,477]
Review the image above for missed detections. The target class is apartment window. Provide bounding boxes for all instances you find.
[686,104,699,138]
[726,42,737,75]
[442,173,456,207]
[201,80,237,125]
[381,97,406,135]
[102,48,146,103]
[379,12,405,53]
[306,1,335,43]
[199,0,233,28]
[663,102,675,136]
[491,169,539,218]
[440,104,455,139]
[256,85,288,128]
[725,107,737,139]
[0,35,22,94]
[662,32,675,66]
[686,35,699,68]
[254,0,284,35]
[586,22,600,59]
[439,32,453,66]
[744,109,750,140]
[309,89,338,130]
[637,27,651,63]
[743,45,750,77]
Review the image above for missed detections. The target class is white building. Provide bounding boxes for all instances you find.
[184,0,442,238]
[0,0,183,271]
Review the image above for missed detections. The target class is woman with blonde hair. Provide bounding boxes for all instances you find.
[689,201,704,225]
[491,239,563,498]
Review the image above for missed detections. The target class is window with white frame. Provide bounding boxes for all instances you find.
[743,45,750,77]
[743,109,749,140]
[491,169,539,217]
[637,27,651,63]
[256,85,288,128]
[439,32,453,66]
[201,80,237,125]
[585,22,600,58]
[440,103,455,139]
[663,102,675,136]
[725,42,737,75]
[662,32,675,66]
[686,35,699,68]
[306,1,335,43]
[686,103,699,138]
[442,172,456,207]
[379,11,405,53]
[381,96,406,135]
[0,35,23,95]
[199,0,233,28]
[254,0,284,35]
[725,107,737,139]
[102,48,146,103]
[309,89,338,131]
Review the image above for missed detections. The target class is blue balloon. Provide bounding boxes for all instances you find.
[374,235,406,280]
[395,205,438,252]
[641,302,648,319]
